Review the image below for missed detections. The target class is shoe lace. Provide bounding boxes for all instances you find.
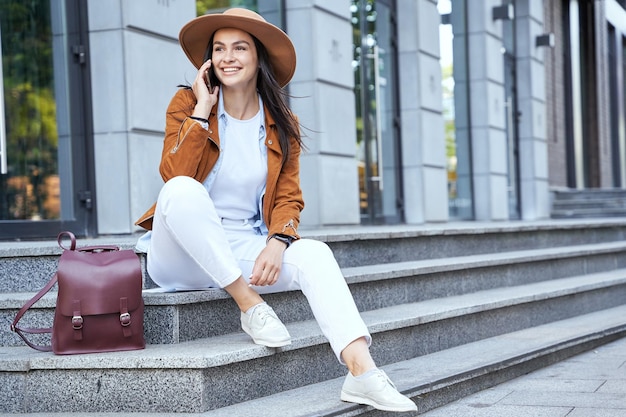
[254,305,275,322]
[374,370,397,389]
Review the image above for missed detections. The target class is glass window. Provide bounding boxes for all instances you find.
[608,24,622,187]
[352,0,402,224]
[0,0,94,239]
[439,0,474,219]
[1,0,61,221]
[196,0,283,23]
[197,0,258,15]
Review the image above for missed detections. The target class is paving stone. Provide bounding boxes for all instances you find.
[596,380,626,394]
[416,403,572,417]
[500,391,626,409]
[568,409,626,417]
[421,337,626,417]
[498,378,605,393]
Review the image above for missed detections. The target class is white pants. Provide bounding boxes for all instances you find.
[147,176,371,362]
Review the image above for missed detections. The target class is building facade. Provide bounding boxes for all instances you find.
[0,0,625,240]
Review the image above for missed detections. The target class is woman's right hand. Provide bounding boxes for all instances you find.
[191,59,219,119]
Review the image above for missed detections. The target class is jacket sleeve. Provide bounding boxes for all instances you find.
[266,134,304,240]
[159,89,213,182]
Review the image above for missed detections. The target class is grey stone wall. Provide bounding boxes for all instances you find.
[88,0,195,234]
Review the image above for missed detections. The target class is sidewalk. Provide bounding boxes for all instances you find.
[420,336,626,417]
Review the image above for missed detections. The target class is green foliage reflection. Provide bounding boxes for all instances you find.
[0,0,59,220]
[196,0,257,16]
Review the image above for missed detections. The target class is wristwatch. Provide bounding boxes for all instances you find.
[270,234,294,248]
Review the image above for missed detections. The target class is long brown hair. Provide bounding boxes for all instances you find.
[203,33,304,163]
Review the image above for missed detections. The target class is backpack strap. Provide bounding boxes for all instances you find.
[10,273,58,352]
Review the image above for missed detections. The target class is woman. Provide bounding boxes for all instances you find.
[135,8,416,413]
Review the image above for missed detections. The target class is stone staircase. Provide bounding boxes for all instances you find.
[1,219,626,416]
[551,188,626,218]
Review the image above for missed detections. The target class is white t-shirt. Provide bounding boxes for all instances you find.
[209,108,266,221]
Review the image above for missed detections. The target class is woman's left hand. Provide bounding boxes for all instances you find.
[249,239,287,286]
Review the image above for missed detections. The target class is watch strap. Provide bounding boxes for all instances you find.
[190,116,209,130]
[270,234,294,248]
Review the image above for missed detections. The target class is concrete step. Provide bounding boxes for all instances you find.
[2,305,625,416]
[1,271,625,414]
[314,219,626,268]
[3,241,626,347]
[552,198,626,209]
[551,189,626,200]
[3,219,626,293]
[550,190,626,218]
[175,306,626,417]
[551,209,626,219]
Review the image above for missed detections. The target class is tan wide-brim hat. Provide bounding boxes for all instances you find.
[179,8,296,87]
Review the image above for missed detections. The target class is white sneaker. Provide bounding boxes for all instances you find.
[341,368,417,413]
[241,303,291,347]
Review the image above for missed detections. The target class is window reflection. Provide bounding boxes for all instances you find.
[439,0,473,219]
[0,0,60,220]
[352,0,401,224]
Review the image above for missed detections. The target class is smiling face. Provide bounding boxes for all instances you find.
[211,28,259,91]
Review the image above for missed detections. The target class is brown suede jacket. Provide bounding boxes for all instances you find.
[134,88,303,241]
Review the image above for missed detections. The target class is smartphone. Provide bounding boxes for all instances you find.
[206,65,219,93]
[205,69,213,92]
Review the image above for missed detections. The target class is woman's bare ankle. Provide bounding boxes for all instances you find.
[224,276,264,312]
[341,337,377,376]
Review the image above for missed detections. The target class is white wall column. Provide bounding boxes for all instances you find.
[397,0,448,224]
[88,0,194,234]
[516,0,550,219]
[467,0,509,221]
[287,1,360,227]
